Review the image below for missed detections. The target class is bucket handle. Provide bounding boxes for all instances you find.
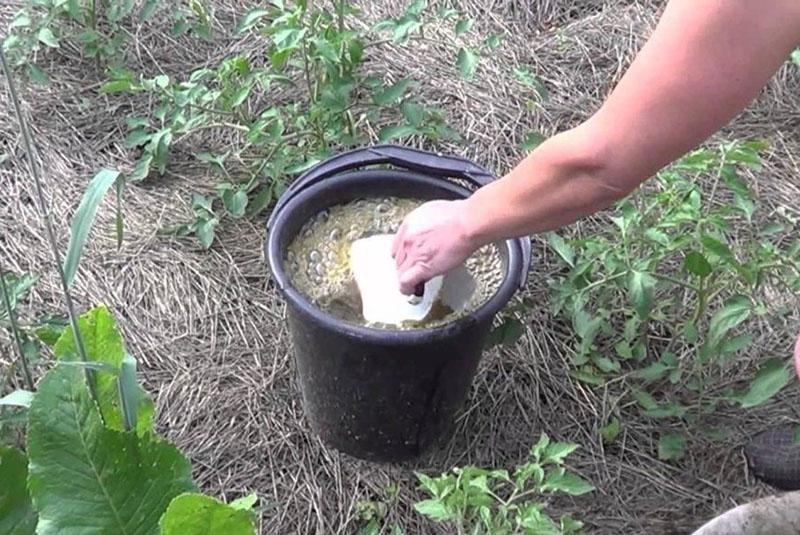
[267,144,531,288]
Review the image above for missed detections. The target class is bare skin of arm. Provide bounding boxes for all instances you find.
[393,0,800,294]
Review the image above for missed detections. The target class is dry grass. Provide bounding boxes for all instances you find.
[2,1,800,533]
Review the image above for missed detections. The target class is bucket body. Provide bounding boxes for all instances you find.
[266,145,531,462]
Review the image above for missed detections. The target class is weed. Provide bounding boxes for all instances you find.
[414,434,592,534]
[3,0,211,83]
[545,140,800,458]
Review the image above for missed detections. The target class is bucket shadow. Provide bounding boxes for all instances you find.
[397,348,549,473]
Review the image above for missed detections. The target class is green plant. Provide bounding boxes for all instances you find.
[0,306,259,534]
[101,0,506,246]
[3,0,211,82]
[356,483,404,535]
[0,272,67,396]
[414,434,592,534]
[1,43,256,534]
[546,140,800,458]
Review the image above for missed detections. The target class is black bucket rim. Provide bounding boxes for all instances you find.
[266,169,527,345]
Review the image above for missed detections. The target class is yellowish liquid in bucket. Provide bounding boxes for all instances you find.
[285,197,504,329]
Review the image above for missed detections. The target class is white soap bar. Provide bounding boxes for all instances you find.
[350,234,443,325]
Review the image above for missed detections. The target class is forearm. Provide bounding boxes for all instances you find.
[464,0,800,245]
[463,125,621,242]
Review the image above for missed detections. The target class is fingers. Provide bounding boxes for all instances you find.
[398,264,429,295]
[391,221,407,259]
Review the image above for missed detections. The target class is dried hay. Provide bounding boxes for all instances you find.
[2,1,800,533]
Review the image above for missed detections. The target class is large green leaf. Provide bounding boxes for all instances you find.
[372,79,413,106]
[683,251,712,278]
[541,468,594,496]
[159,493,256,534]
[456,47,479,79]
[54,306,154,435]
[707,296,751,350]
[0,447,37,535]
[627,271,656,319]
[658,432,686,461]
[27,365,196,535]
[63,169,121,286]
[736,358,790,408]
[546,233,574,267]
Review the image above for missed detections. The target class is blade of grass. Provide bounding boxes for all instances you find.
[63,169,121,286]
[0,267,34,390]
[0,46,101,412]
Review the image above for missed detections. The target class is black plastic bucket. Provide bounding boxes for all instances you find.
[265,145,531,462]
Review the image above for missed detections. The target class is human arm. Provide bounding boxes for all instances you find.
[393,0,800,294]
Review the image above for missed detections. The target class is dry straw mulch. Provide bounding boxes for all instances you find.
[2,1,800,533]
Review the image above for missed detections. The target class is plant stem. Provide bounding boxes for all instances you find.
[0,268,34,391]
[650,272,700,293]
[90,0,97,29]
[0,46,102,411]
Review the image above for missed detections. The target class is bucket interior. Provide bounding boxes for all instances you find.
[268,168,520,334]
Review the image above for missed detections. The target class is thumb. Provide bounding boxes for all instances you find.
[398,264,430,295]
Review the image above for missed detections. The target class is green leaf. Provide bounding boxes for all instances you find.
[414,499,453,521]
[63,169,121,287]
[229,493,258,511]
[627,271,656,319]
[633,362,668,382]
[720,334,753,356]
[658,432,686,461]
[54,306,154,436]
[454,18,474,36]
[791,48,800,66]
[236,4,270,30]
[683,251,712,278]
[27,365,196,534]
[0,390,34,408]
[130,153,153,182]
[456,47,479,79]
[400,101,425,127]
[485,318,523,349]
[531,433,551,461]
[547,233,574,267]
[632,389,658,411]
[196,217,219,249]
[522,131,546,152]
[10,12,32,29]
[736,358,790,408]
[372,79,414,106]
[542,469,594,496]
[140,0,160,20]
[599,418,620,444]
[0,447,37,535]
[125,129,153,147]
[513,68,548,101]
[701,234,734,261]
[543,442,579,465]
[26,64,49,86]
[682,321,698,344]
[118,353,140,433]
[378,124,420,143]
[223,190,248,218]
[37,28,59,48]
[484,34,502,50]
[100,79,133,94]
[159,493,256,534]
[643,228,670,246]
[707,296,751,350]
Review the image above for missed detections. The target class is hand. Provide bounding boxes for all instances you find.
[391,199,479,295]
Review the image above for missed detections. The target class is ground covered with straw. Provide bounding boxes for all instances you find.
[3,1,800,533]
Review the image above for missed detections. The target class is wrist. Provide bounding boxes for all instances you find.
[458,192,496,249]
